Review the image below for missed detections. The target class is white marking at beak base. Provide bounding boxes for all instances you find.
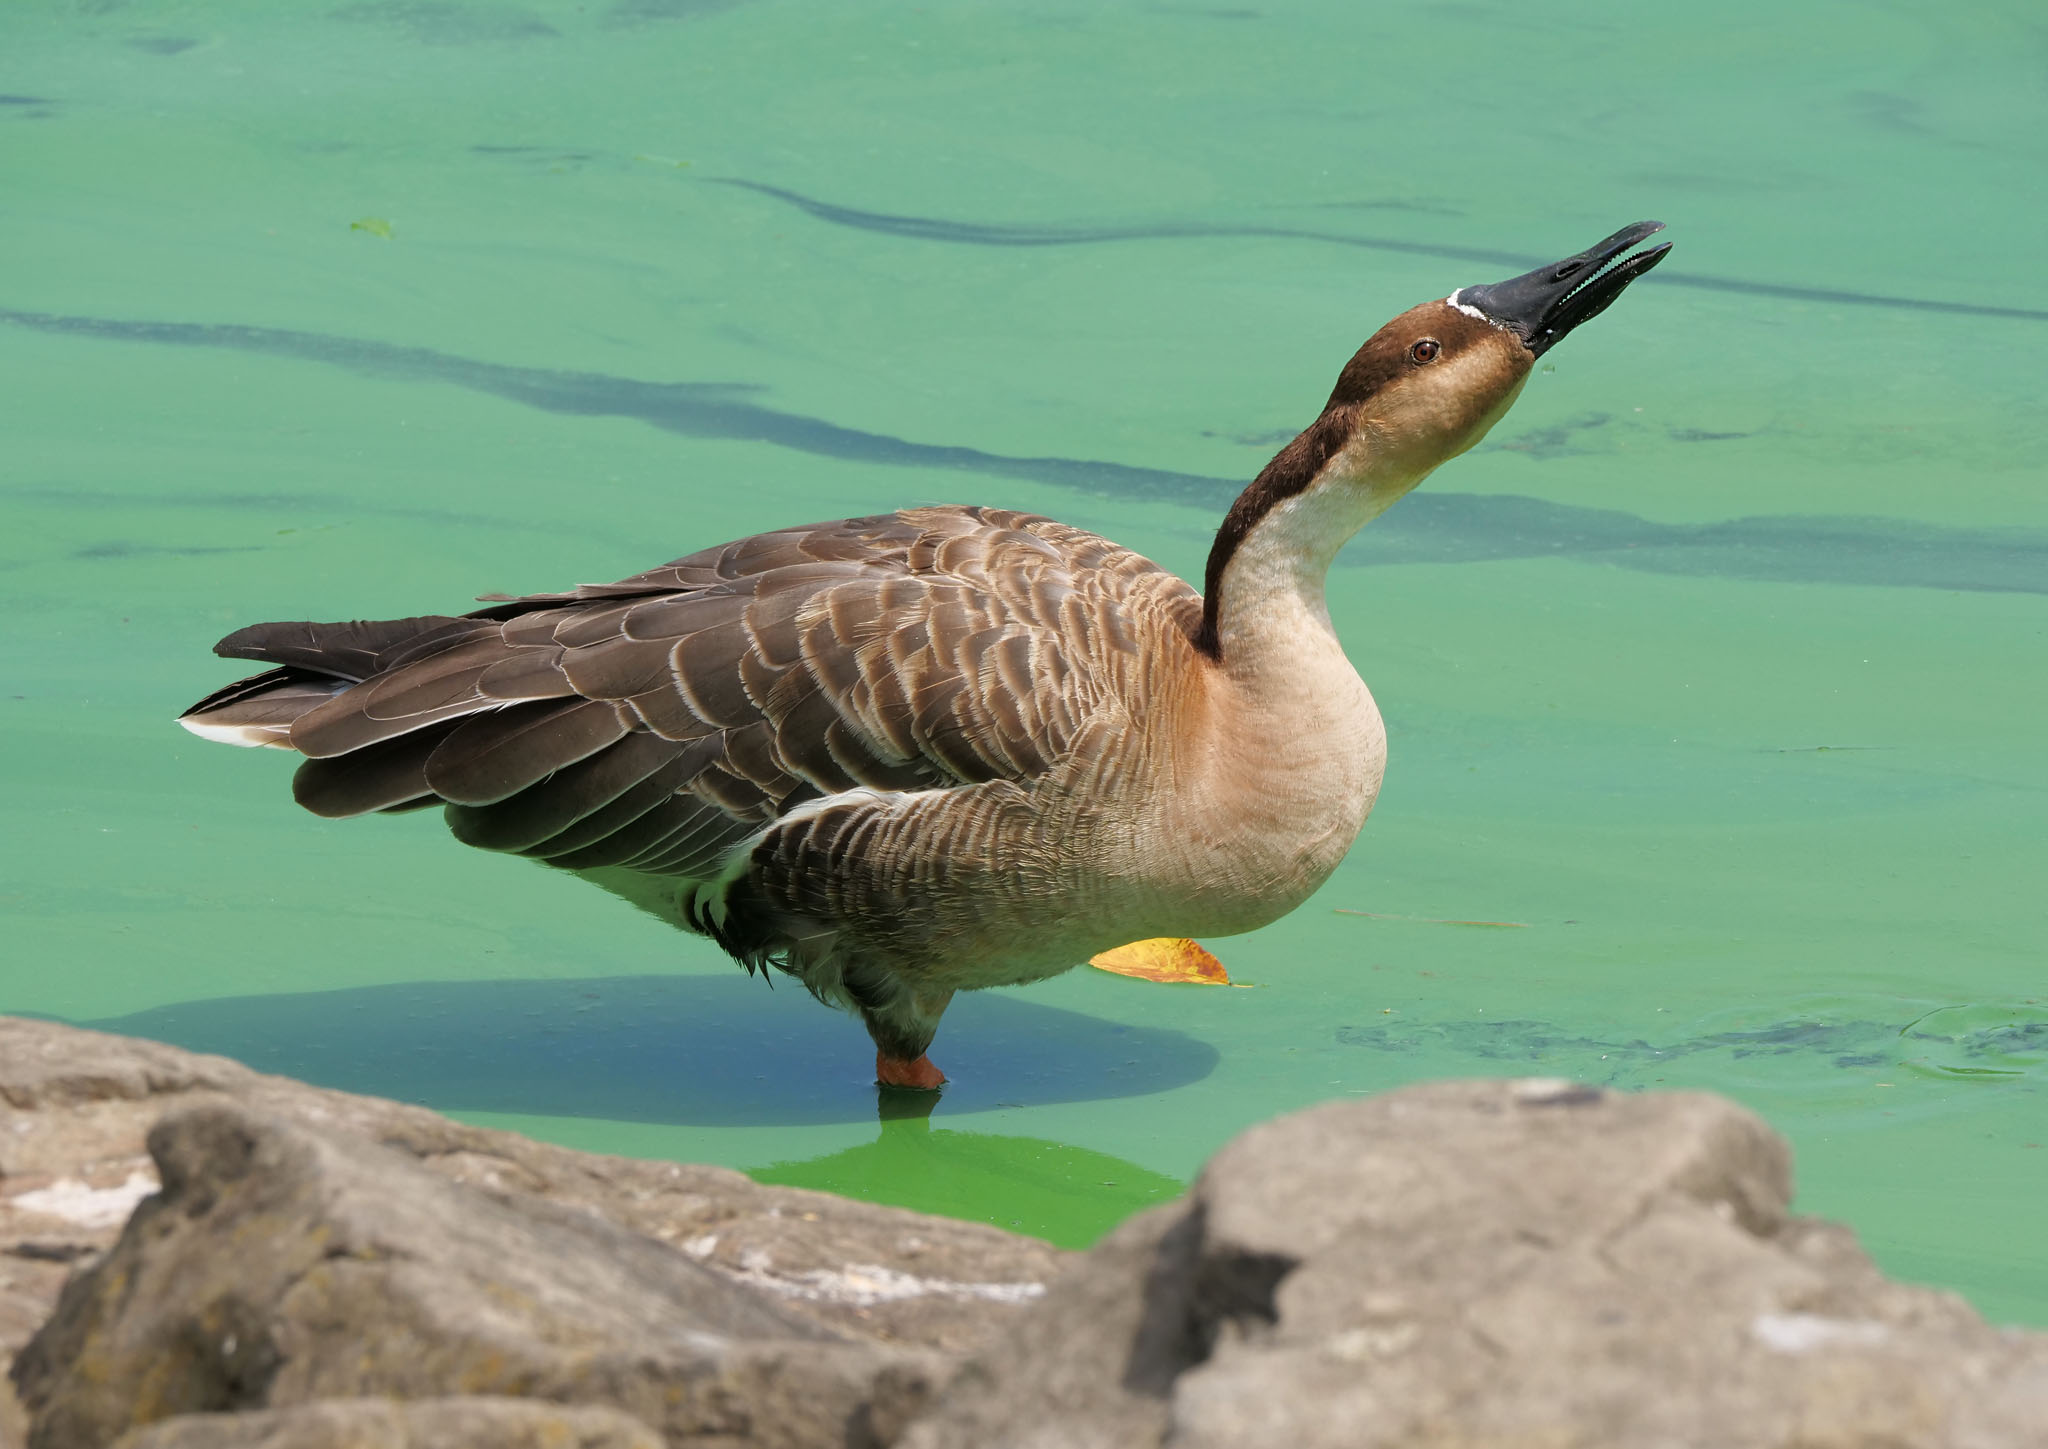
[1444,289,1490,322]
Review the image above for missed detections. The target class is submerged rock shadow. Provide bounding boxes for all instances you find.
[81,974,1219,1127]
[711,177,2048,324]
[1335,1003,2048,1086]
[5,305,2045,597]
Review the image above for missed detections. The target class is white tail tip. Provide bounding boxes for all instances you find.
[177,716,296,749]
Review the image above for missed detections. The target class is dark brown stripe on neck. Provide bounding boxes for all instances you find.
[1195,405,1356,657]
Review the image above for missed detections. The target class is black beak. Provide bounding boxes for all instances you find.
[1454,221,1672,357]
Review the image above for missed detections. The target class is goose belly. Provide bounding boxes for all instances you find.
[567,675,1386,990]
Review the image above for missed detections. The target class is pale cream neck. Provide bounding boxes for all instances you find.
[1209,444,1430,682]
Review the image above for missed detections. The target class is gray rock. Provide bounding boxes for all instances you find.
[13,1016,2048,1448]
[0,1014,1060,1402]
[111,1397,664,1449]
[900,1079,2048,1449]
[11,1103,941,1449]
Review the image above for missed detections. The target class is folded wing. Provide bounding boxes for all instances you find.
[181,507,1190,882]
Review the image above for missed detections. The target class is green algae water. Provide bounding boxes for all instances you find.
[4,0,2044,1321]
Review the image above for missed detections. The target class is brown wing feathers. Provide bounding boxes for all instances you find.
[181,507,1197,883]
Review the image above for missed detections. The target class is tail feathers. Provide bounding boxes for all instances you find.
[181,615,488,753]
[178,668,347,749]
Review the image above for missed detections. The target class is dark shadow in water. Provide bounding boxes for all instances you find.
[327,2,561,45]
[4,305,2045,596]
[1336,1005,2048,1084]
[79,974,1219,1127]
[127,36,203,56]
[604,0,751,25]
[710,178,2048,325]
[0,305,1221,506]
[73,541,265,560]
[1379,494,2048,596]
[754,1111,1185,1248]
[0,95,58,120]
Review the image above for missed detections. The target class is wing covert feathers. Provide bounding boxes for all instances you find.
[182,506,1205,904]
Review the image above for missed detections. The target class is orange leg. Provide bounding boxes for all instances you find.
[875,1051,947,1090]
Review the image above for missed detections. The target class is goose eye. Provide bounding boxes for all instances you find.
[1410,338,1441,364]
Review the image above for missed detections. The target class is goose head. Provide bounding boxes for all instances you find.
[1324,220,1674,491]
[1199,222,1671,656]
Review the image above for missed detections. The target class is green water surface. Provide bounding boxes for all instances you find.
[3,1,2044,1321]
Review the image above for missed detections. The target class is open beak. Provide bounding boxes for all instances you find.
[1453,221,1672,357]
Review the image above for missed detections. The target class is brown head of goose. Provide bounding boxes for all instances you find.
[180,222,1671,1090]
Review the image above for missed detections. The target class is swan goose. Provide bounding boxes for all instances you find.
[180,222,1672,1089]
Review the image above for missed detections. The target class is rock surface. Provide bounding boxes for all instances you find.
[0,1016,1059,1448]
[110,1397,665,1449]
[7,1016,2048,1448]
[13,1103,943,1448]
[900,1077,2048,1448]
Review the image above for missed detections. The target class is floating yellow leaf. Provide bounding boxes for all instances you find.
[1088,937,1231,985]
[350,216,394,239]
